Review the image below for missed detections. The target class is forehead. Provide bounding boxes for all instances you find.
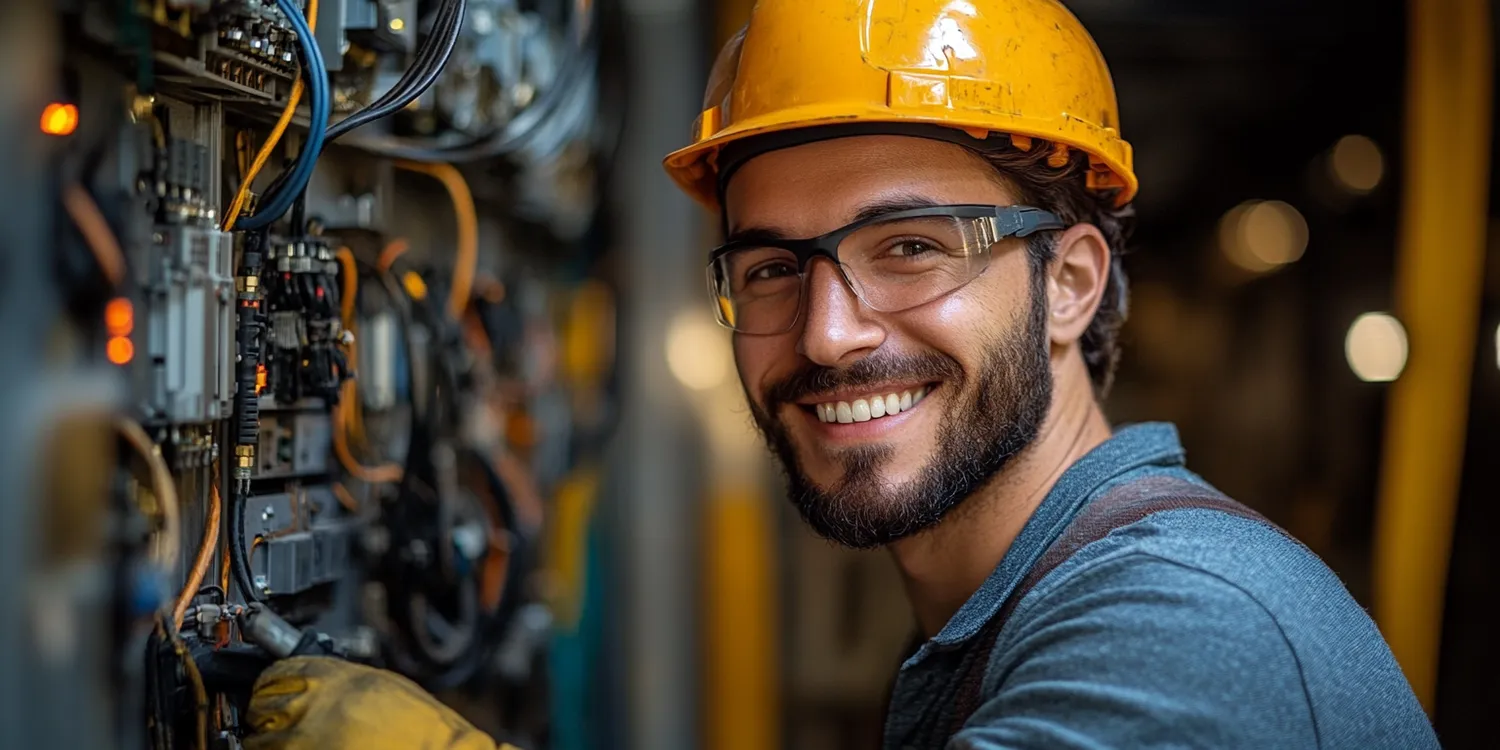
[722,134,1018,236]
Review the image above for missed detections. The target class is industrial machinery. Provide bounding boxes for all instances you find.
[21,0,619,746]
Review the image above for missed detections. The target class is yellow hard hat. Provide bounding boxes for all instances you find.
[662,0,1136,211]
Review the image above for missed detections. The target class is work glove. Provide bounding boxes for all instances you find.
[245,656,521,750]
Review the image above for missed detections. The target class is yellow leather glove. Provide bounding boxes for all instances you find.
[245,656,521,750]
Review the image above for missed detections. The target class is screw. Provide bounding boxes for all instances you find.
[262,507,275,521]
[253,575,269,593]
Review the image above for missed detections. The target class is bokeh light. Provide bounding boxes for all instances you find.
[667,310,731,391]
[1346,312,1408,382]
[1220,199,1309,272]
[1329,135,1385,194]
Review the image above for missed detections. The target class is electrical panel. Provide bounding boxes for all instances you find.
[27,0,620,746]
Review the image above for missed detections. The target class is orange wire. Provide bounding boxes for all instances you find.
[222,0,317,231]
[333,399,404,483]
[393,162,477,319]
[173,477,221,631]
[332,482,360,513]
[219,535,230,595]
[335,248,358,328]
[328,291,399,484]
[216,539,231,645]
[333,247,371,445]
[377,237,410,272]
[62,184,126,287]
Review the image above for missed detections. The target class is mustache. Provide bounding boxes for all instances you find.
[762,351,964,406]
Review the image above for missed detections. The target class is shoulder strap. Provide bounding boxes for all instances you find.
[940,475,1280,740]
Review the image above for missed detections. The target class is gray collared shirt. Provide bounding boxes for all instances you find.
[884,423,1438,750]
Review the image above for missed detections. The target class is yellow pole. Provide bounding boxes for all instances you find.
[1373,0,1492,713]
[704,487,779,750]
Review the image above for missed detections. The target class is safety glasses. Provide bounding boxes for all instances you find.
[707,204,1064,334]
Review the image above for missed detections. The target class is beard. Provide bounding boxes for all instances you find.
[748,282,1054,549]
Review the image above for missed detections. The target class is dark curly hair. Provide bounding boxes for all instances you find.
[973,140,1135,397]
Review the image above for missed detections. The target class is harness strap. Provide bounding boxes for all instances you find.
[933,475,1285,742]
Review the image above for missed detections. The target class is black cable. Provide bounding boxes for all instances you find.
[324,0,466,141]
[345,43,596,163]
[259,0,466,225]
[195,585,227,603]
[230,233,268,603]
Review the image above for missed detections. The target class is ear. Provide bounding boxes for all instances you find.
[1046,223,1111,347]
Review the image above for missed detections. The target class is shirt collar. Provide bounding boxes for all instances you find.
[924,422,1188,648]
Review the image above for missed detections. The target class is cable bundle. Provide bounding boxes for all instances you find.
[235,0,331,231]
[345,7,598,164]
[247,0,468,230]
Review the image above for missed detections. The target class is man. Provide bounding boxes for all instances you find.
[246,1,1438,747]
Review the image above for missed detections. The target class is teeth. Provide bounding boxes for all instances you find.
[852,399,872,422]
[835,402,853,424]
[811,386,936,426]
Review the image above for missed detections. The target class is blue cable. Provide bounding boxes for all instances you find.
[238,0,330,231]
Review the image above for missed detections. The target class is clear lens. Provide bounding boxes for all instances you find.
[710,246,803,334]
[838,215,993,311]
[709,214,1002,334]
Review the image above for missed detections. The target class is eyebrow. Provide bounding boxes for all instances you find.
[724,193,946,245]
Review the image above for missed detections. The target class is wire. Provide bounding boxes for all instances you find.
[260,0,467,219]
[393,162,477,319]
[331,248,404,484]
[219,532,230,596]
[340,20,599,165]
[117,418,181,573]
[224,81,306,230]
[335,247,358,327]
[323,0,465,142]
[172,472,222,631]
[235,0,330,231]
[333,247,373,447]
[377,237,409,272]
[222,0,317,231]
[62,184,126,287]
[332,482,360,514]
[167,622,209,750]
[333,398,405,483]
[195,585,226,602]
[235,131,251,182]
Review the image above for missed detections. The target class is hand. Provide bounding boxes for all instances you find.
[245,656,518,750]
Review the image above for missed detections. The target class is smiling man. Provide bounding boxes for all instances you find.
[240,1,1439,748]
[663,1,1439,748]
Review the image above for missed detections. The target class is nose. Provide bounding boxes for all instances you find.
[797,258,885,366]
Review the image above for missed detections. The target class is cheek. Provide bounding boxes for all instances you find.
[902,287,1007,363]
[908,253,1031,346]
[734,334,796,402]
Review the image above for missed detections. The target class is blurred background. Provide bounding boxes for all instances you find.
[1,0,1495,749]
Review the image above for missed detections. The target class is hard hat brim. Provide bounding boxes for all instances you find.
[663,105,1137,212]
